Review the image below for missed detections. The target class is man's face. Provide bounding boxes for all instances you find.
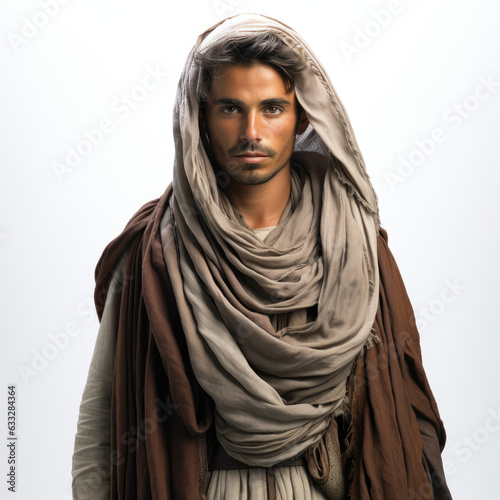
[202,63,308,187]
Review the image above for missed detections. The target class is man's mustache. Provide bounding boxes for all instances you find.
[228,143,277,156]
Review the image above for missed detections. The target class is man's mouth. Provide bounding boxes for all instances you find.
[233,153,268,163]
[234,153,267,157]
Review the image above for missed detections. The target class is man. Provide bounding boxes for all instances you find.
[72,13,452,500]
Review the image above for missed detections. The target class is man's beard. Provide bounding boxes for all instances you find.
[210,135,296,186]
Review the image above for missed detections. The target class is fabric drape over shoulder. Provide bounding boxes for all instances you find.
[94,188,213,499]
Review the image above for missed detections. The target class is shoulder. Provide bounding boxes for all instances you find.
[94,185,173,317]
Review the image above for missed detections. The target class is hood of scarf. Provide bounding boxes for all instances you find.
[163,13,381,467]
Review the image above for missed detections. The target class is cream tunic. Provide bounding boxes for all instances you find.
[208,467,328,500]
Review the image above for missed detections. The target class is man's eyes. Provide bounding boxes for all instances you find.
[220,106,283,114]
[221,106,239,114]
[264,106,282,114]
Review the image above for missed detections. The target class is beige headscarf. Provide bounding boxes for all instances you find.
[162,13,380,467]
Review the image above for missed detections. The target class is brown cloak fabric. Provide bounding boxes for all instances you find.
[94,185,451,499]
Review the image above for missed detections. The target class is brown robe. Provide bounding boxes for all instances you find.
[94,185,451,499]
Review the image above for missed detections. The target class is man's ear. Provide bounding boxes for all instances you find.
[296,107,309,135]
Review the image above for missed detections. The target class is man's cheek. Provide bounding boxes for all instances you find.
[210,138,229,164]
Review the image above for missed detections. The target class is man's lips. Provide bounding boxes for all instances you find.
[232,153,268,164]
[233,153,267,157]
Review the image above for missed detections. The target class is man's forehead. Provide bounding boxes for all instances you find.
[207,63,294,102]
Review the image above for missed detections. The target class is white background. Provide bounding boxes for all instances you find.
[1,0,499,498]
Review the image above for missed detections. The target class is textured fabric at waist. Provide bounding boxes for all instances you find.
[208,443,306,470]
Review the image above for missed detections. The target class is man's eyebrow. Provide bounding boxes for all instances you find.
[211,97,292,106]
[212,98,244,106]
[260,98,292,106]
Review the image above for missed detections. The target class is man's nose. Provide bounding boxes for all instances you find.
[240,110,262,143]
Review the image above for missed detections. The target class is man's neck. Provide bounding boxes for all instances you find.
[224,165,291,230]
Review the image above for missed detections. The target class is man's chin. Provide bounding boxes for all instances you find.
[226,167,284,186]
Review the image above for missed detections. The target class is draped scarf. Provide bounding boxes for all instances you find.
[166,14,380,467]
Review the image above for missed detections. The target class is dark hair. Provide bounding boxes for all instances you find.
[194,32,306,105]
